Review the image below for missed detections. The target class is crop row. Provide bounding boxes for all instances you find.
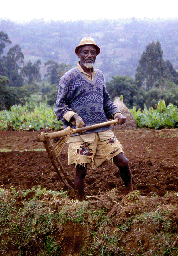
[130,100,178,129]
[0,102,62,131]
[0,100,177,130]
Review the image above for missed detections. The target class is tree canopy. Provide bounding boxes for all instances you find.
[21,59,41,85]
[44,60,70,85]
[135,41,178,90]
[0,31,11,56]
[106,76,138,108]
[0,75,19,110]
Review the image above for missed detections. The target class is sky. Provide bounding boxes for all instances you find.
[1,0,178,23]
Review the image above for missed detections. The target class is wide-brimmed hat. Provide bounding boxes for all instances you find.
[75,37,100,55]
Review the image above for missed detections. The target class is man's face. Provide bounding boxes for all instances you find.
[77,45,97,69]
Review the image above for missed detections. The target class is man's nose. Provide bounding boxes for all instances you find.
[88,51,92,57]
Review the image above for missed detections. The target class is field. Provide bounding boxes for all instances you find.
[0,127,178,255]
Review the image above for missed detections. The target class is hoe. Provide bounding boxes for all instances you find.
[37,119,120,192]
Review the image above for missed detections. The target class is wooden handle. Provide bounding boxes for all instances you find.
[37,119,120,141]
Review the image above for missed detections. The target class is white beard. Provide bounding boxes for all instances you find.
[83,63,94,69]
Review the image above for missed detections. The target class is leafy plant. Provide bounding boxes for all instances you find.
[0,101,62,130]
[130,100,178,129]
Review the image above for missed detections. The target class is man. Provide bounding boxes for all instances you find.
[55,37,133,200]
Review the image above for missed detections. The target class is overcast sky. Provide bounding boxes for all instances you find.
[1,0,178,22]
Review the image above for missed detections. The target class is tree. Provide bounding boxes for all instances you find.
[21,59,41,84]
[162,60,178,84]
[0,75,19,110]
[106,76,138,108]
[4,44,24,87]
[44,60,70,85]
[0,31,11,56]
[6,44,24,72]
[135,41,164,90]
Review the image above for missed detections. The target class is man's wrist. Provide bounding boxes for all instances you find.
[63,111,77,122]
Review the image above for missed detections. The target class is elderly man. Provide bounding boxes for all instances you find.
[55,37,133,200]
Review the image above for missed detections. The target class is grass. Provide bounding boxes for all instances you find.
[0,188,178,255]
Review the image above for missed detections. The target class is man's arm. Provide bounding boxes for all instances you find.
[54,79,72,121]
[54,73,85,128]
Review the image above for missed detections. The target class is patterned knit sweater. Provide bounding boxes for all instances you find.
[55,67,120,133]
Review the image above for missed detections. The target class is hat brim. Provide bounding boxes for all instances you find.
[75,44,100,55]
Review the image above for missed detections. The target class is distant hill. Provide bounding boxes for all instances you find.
[1,18,178,81]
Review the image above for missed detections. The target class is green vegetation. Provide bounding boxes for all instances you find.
[106,41,178,110]
[130,100,178,129]
[0,31,70,111]
[0,102,62,131]
[1,187,178,255]
[0,99,177,130]
[135,41,178,90]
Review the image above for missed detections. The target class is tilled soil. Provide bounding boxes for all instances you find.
[0,128,178,197]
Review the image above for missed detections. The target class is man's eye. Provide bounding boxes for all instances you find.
[81,50,96,55]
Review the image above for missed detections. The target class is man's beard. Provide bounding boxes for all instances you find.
[83,62,94,69]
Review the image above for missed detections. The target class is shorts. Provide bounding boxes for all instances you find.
[67,130,123,167]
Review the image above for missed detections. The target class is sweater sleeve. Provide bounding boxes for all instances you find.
[54,71,75,121]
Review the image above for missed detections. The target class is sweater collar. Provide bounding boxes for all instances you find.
[77,62,96,81]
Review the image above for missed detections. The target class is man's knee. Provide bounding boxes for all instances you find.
[113,152,129,167]
[76,164,87,178]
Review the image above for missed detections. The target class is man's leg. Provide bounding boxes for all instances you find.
[74,164,87,201]
[113,152,133,192]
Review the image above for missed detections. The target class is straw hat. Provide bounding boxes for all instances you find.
[75,37,100,55]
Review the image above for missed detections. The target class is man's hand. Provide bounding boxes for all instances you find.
[71,114,85,128]
[114,114,126,125]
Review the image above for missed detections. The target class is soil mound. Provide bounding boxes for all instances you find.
[114,98,137,129]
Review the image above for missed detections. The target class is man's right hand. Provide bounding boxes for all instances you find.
[71,114,85,128]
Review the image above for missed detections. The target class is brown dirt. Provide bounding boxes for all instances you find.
[0,128,178,197]
[1,128,178,255]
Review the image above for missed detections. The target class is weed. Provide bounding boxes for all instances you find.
[127,190,141,201]
[43,235,61,255]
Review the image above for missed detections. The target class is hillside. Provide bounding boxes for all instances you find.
[1,18,178,80]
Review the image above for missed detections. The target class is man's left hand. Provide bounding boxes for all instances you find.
[114,114,126,125]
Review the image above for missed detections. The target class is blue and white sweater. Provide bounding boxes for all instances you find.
[55,67,120,133]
